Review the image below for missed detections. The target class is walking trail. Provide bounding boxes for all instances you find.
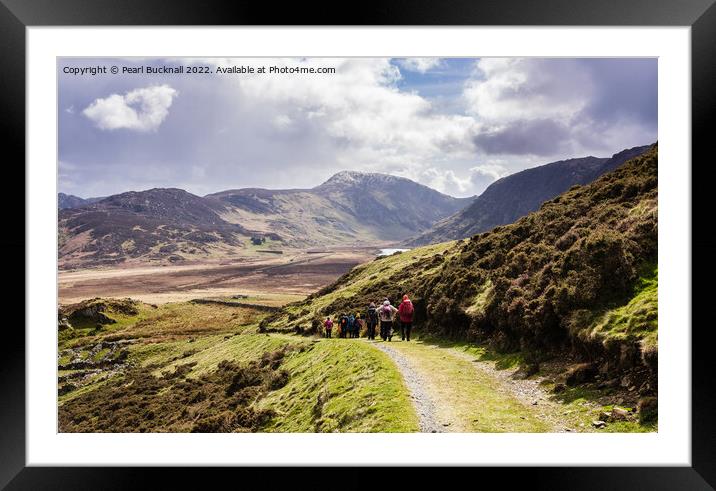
[372,339,565,433]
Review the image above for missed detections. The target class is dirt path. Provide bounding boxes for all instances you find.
[372,339,555,432]
[447,347,567,432]
[374,343,444,433]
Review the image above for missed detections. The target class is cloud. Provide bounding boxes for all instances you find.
[473,118,572,156]
[396,58,443,73]
[226,58,477,173]
[83,84,178,132]
[59,57,656,199]
[420,163,508,196]
[464,58,657,157]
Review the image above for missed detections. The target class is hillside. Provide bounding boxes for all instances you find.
[58,188,254,268]
[407,145,652,246]
[209,171,471,245]
[265,145,659,397]
[58,192,104,210]
[58,172,467,268]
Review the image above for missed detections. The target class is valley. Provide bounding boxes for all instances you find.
[58,246,377,305]
[57,146,659,434]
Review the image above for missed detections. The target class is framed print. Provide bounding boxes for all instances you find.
[3,0,715,488]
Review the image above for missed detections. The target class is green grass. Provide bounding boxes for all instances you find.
[587,262,658,351]
[153,332,309,379]
[424,337,524,370]
[547,384,657,433]
[387,340,549,432]
[258,339,418,432]
[274,241,457,328]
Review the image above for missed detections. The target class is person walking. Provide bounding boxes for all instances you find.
[339,314,349,338]
[354,313,364,338]
[347,313,355,338]
[398,294,415,341]
[379,299,398,341]
[366,302,378,340]
[324,317,333,338]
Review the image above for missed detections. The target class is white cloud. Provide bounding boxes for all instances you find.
[464,59,592,123]
[83,84,178,132]
[396,58,443,73]
[419,163,508,196]
[224,58,477,174]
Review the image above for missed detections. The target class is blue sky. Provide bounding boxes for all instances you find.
[58,57,657,198]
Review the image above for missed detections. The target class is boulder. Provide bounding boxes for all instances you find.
[611,407,631,421]
[592,420,606,429]
[565,363,597,386]
[552,383,567,394]
[638,396,658,424]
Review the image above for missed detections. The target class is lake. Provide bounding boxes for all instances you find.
[378,248,410,256]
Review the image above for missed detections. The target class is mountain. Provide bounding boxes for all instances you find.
[58,172,468,268]
[58,188,252,268]
[58,193,104,210]
[266,145,659,395]
[210,171,471,245]
[407,145,652,246]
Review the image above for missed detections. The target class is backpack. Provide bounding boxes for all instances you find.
[382,304,392,317]
[367,308,378,324]
[402,301,414,316]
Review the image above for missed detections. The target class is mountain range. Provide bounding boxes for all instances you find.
[406,144,652,246]
[58,144,652,268]
[58,172,469,268]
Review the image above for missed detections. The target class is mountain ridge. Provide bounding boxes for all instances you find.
[58,171,468,268]
[407,144,653,246]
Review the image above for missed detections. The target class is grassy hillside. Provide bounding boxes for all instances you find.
[265,145,658,394]
[58,299,417,432]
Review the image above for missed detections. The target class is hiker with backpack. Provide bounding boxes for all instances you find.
[347,313,355,338]
[353,313,364,338]
[324,317,333,338]
[379,299,398,341]
[398,294,415,341]
[339,314,349,338]
[366,302,379,340]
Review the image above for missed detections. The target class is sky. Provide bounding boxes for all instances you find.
[58,57,657,199]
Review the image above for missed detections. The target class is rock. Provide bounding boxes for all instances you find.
[611,407,630,421]
[58,383,77,396]
[552,383,567,394]
[599,411,612,421]
[621,375,631,388]
[592,420,606,429]
[637,396,658,424]
[58,317,73,332]
[566,363,597,386]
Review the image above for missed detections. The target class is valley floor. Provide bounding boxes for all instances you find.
[58,247,375,305]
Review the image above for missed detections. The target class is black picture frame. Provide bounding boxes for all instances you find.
[3,0,714,488]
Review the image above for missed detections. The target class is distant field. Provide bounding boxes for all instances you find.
[58,247,376,305]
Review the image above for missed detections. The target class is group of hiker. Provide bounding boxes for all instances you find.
[323,295,415,342]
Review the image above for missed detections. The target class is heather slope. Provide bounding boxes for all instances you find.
[266,145,659,401]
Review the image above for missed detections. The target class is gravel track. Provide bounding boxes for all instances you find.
[374,342,444,433]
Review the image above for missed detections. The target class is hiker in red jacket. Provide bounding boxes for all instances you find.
[398,294,415,341]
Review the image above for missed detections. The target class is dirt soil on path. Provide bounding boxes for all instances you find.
[374,339,555,432]
[374,343,443,433]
